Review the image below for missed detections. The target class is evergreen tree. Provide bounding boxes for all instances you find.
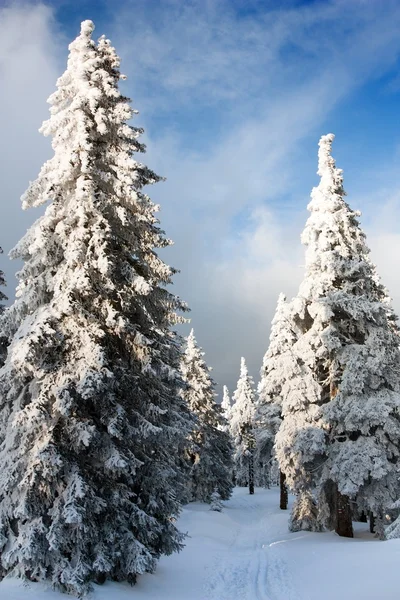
[220,385,232,432]
[274,312,323,525]
[0,248,7,368]
[181,330,233,502]
[255,294,295,489]
[276,133,400,537]
[289,491,320,533]
[230,357,256,494]
[0,21,193,595]
[210,489,223,512]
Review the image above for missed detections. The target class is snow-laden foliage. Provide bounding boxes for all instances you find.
[220,385,232,432]
[272,292,324,515]
[230,357,256,487]
[209,489,223,512]
[0,21,193,595]
[276,133,400,533]
[181,330,233,502]
[255,294,295,487]
[274,324,324,494]
[289,491,321,533]
[0,248,7,368]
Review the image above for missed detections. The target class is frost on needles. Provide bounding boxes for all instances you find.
[0,21,193,595]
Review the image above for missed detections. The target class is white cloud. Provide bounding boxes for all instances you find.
[0,3,62,287]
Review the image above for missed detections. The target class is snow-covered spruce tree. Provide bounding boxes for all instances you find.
[181,330,233,502]
[255,294,295,491]
[230,357,256,494]
[0,22,193,595]
[273,302,323,528]
[260,294,320,523]
[210,489,223,512]
[289,490,319,533]
[0,248,8,368]
[220,385,232,432]
[277,133,400,538]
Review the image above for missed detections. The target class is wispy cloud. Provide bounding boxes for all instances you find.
[115,0,400,116]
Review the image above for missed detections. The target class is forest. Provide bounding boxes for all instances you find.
[0,7,400,600]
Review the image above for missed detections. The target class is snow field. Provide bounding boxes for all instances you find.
[1,487,399,600]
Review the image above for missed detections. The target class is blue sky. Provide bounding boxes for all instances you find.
[1,0,400,392]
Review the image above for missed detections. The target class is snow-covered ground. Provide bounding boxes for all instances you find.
[2,487,400,600]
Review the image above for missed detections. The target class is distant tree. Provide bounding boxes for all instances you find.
[181,330,233,502]
[230,357,256,494]
[0,21,193,595]
[255,294,295,492]
[220,385,232,432]
[0,247,7,367]
[276,134,400,538]
[210,489,223,512]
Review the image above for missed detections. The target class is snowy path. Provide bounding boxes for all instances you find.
[203,490,300,600]
[1,487,400,600]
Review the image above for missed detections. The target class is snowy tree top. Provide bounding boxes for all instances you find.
[307,132,347,218]
[187,328,196,347]
[317,133,337,177]
[80,19,95,37]
[181,329,218,417]
[231,359,255,420]
[239,356,248,378]
[221,385,230,410]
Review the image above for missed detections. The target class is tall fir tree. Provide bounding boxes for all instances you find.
[181,330,233,502]
[255,294,295,490]
[0,22,193,595]
[230,357,256,494]
[219,385,232,432]
[0,247,7,368]
[274,296,323,526]
[276,133,400,537]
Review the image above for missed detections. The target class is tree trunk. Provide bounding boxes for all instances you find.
[280,470,288,510]
[320,479,337,531]
[369,512,375,534]
[249,452,254,495]
[265,464,270,489]
[329,363,353,537]
[359,511,368,523]
[336,488,353,538]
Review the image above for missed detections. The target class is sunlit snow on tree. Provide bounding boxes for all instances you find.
[230,357,256,494]
[181,330,233,503]
[275,134,400,537]
[0,21,193,595]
